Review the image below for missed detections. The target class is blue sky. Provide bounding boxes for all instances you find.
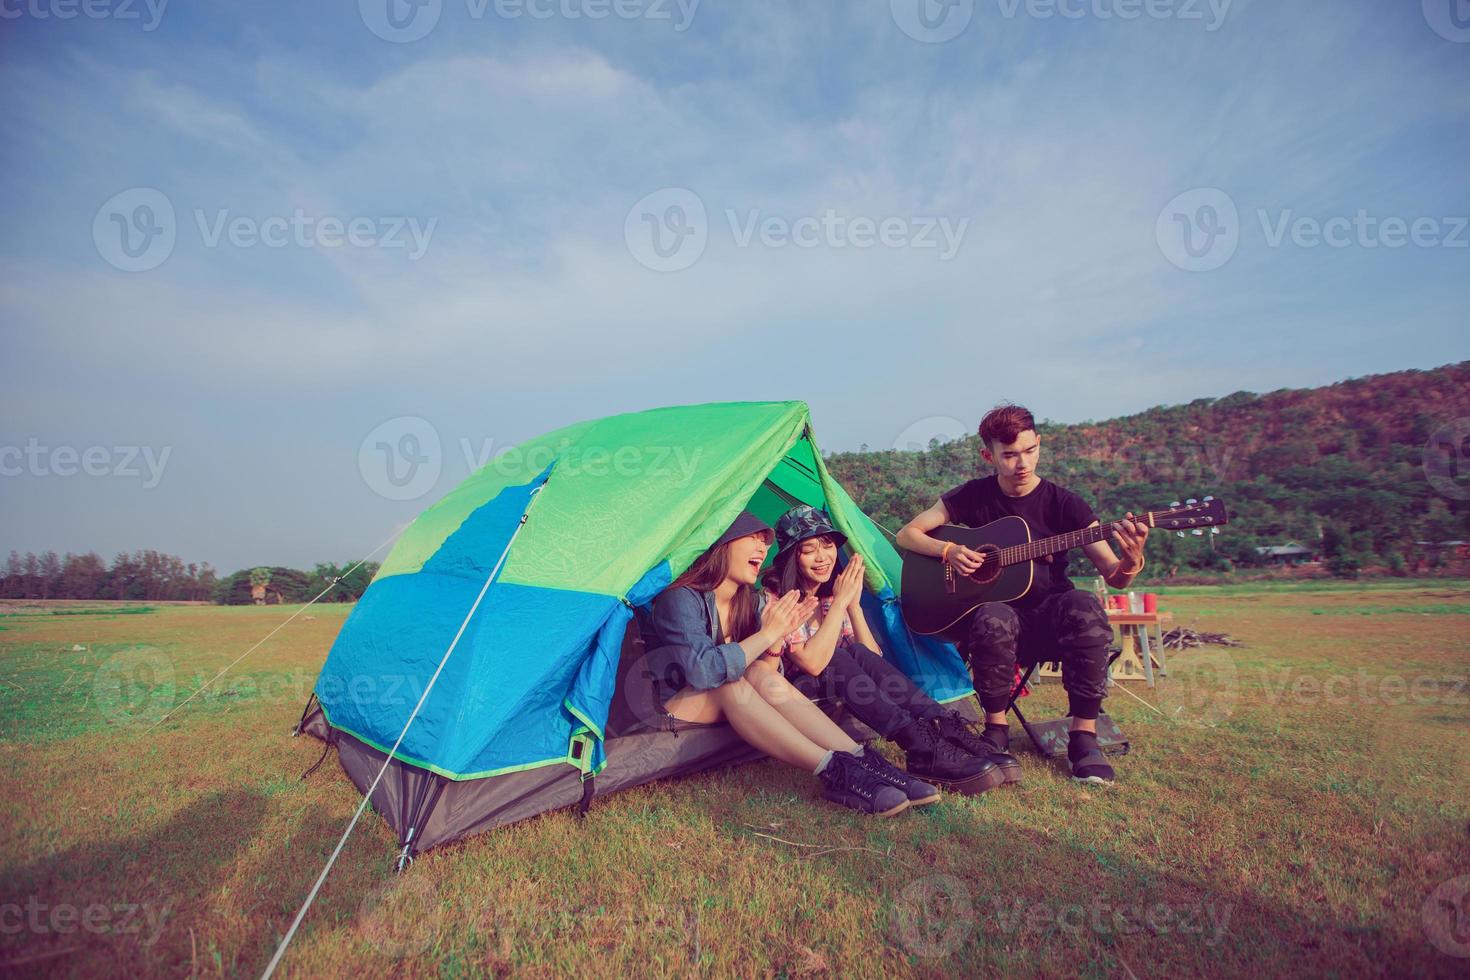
[1,0,1467,574]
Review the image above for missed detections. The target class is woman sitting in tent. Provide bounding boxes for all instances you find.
[645,511,929,817]
[759,505,1018,795]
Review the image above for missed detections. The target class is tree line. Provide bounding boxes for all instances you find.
[0,550,379,603]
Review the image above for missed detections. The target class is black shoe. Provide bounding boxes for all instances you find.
[934,711,1023,785]
[854,746,941,806]
[894,719,1005,795]
[818,751,911,816]
[1067,731,1116,785]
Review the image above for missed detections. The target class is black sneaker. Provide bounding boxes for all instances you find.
[1067,731,1116,785]
[854,746,941,806]
[818,751,911,816]
[935,711,1023,786]
[894,719,1005,796]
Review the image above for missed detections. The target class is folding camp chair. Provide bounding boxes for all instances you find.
[1003,644,1130,759]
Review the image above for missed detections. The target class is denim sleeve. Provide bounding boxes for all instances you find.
[647,588,750,690]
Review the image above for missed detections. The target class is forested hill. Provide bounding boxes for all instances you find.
[825,361,1470,578]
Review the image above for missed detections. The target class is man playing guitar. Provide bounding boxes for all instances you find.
[896,404,1150,784]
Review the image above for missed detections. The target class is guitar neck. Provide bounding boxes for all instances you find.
[999,514,1152,567]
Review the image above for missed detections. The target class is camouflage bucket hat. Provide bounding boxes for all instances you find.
[774,505,848,557]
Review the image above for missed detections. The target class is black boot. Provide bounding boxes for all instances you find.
[893,718,1005,795]
[1067,730,1116,785]
[934,711,1022,785]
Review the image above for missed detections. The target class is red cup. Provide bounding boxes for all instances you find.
[1143,593,1158,614]
[1109,594,1125,611]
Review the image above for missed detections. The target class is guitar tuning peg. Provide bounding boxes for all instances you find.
[1192,529,1203,536]
[1203,495,1214,502]
[1210,526,1220,534]
[1176,531,1185,538]
[1185,498,1198,505]
[1170,500,1182,508]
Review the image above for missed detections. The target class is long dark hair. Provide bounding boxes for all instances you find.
[667,540,760,641]
[762,537,837,600]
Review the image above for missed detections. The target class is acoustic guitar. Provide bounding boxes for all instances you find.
[899,497,1229,640]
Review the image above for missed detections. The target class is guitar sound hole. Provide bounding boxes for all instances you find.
[968,544,1003,585]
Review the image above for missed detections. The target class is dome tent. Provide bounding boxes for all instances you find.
[297,400,974,858]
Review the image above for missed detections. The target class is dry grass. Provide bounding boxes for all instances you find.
[1,586,1467,978]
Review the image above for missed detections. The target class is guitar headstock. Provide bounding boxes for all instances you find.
[1150,496,1228,532]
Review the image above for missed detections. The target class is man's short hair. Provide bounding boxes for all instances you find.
[978,404,1036,448]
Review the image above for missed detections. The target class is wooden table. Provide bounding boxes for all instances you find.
[1106,610,1174,687]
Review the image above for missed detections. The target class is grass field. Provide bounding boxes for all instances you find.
[2,584,1468,977]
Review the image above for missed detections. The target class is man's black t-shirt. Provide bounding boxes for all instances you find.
[940,476,1098,608]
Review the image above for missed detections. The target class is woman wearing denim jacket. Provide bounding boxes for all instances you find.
[761,505,1018,795]
[645,511,927,817]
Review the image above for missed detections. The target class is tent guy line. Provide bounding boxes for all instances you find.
[142,523,409,736]
[259,484,547,980]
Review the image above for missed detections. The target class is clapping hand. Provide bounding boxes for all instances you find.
[761,589,818,639]
[834,555,866,610]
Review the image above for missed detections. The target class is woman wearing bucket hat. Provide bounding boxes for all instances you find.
[761,505,1015,796]
[644,510,919,817]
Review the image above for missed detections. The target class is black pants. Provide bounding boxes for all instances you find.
[964,589,1113,720]
[789,642,946,738]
